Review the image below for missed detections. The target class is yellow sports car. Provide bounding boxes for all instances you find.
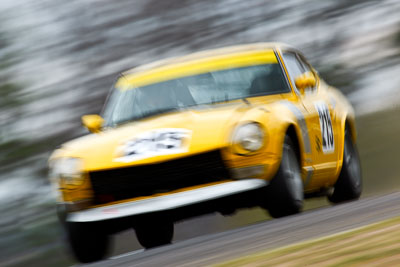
[49,43,362,262]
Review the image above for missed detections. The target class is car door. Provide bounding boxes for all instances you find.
[281,52,339,189]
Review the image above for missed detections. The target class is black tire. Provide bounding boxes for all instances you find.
[264,135,304,218]
[134,221,174,249]
[65,222,110,263]
[328,128,362,203]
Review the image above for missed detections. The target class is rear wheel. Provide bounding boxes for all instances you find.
[65,222,110,263]
[328,128,362,203]
[134,221,174,249]
[263,135,304,218]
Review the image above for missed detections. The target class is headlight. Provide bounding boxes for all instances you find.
[49,157,85,187]
[232,123,265,154]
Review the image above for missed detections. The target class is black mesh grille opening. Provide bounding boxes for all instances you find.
[89,150,230,204]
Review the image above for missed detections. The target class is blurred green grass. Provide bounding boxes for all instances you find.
[216,216,400,267]
[356,106,400,196]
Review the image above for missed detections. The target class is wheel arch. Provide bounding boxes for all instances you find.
[340,113,357,159]
[344,115,357,143]
[285,124,302,166]
[336,112,357,176]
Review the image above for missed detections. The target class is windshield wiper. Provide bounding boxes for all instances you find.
[241,98,251,105]
[141,107,180,119]
[111,107,181,127]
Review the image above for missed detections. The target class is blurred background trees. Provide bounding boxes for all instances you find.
[0,25,27,174]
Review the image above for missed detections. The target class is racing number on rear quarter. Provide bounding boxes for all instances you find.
[314,102,334,153]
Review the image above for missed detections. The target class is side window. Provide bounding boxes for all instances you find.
[282,52,306,93]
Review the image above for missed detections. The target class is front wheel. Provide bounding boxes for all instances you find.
[65,222,110,263]
[263,135,304,218]
[134,221,174,249]
[328,128,362,203]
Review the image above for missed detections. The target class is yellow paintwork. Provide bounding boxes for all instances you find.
[81,114,104,133]
[117,51,277,88]
[295,72,316,93]
[49,43,356,209]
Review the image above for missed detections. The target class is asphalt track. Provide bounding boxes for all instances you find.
[84,192,400,267]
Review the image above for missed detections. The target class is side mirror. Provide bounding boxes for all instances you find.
[294,72,316,94]
[81,114,104,133]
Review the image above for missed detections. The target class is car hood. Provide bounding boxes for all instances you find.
[55,101,261,171]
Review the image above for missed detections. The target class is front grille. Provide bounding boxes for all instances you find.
[89,150,231,204]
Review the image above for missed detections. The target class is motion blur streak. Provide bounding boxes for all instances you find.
[0,0,400,266]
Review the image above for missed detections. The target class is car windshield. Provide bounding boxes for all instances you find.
[103,63,289,126]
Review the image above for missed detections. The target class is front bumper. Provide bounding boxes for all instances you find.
[67,179,267,222]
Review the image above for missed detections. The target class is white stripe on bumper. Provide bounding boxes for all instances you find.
[67,179,268,223]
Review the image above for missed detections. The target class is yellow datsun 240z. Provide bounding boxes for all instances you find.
[49,43,362,263]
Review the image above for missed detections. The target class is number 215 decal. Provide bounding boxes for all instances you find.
[314,101,334,153]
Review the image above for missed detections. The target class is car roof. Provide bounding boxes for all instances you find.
[122,42,296,76]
